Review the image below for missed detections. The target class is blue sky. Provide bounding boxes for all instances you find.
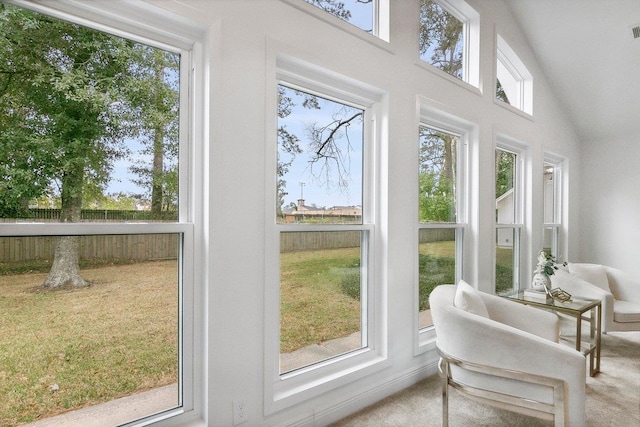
[342,0,374,33]
[106,1,373,204]
[277,0,373,209]
[107,89,365,209]
[106,139,146,197]
[278,86,364,209]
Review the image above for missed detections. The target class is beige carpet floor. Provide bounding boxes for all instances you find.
[334,331,640,426]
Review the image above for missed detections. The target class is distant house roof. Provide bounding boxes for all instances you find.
[282,199,361,216]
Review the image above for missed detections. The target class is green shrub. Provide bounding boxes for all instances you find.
[339,254,461,309]
[340,259,361,300]
[495,264,514,294]
[418,253,455,311]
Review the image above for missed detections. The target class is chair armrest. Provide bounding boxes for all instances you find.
[435,306,585,376]
[551,269,615,331]
[604,266,640,304]
[480,292,559,342]
[551,270,610,299]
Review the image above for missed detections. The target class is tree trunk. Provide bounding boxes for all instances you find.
[442,134,454,184]
[151,126,164,217]
[42,236,87,288]
[151,62,165,218]
[43,167,88,288]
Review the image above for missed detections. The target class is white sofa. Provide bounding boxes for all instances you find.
[551,263,640,333]
[430,282,586,426]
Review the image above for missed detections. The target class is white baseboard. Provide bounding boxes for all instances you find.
[279,360,439,427]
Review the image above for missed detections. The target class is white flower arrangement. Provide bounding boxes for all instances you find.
[534,250,566,277]
[531,250,571,301]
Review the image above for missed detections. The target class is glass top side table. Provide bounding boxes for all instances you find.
[502,290,601,377]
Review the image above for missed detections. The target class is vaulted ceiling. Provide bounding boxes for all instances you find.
[507,0,640,141]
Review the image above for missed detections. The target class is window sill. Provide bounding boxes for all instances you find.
[415,60,482,97]
[415,325,437,356]
[266,349,391,415]
[494,97,534,121]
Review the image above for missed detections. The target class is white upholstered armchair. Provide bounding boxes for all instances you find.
[551,263,640,333]
[429,282,586,426]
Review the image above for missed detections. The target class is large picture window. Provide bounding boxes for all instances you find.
[414,104,471,345]
[417,125,463,330]
[266,57,385,413]
[277,84,369,374]
[543,158,563,258]
[495,147,522,294]
[0,2,204,425]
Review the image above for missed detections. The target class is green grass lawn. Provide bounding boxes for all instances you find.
[280,247,362,353]
[1,244,514,425]
[0,261,178,427]
[495,246,516,293]
[280,241,464,352]
[418,241,456,311]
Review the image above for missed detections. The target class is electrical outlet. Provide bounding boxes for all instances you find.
[233,400,248,425]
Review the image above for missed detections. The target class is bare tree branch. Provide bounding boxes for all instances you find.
[314,112,362,157]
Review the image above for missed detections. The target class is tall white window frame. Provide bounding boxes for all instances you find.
[0,1,208,425]
[418,0,480,89]
[543,154,564,260]
[415,102,471,350]
[495,138,526,294]
[265,54,387,414]
[496,34,533,115]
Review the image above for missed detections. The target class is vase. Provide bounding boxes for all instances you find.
[531,273,551,292]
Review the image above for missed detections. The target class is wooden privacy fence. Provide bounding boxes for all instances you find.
[418,228,456,243]
[280,231,362,252]
[280,228,455,252]
[1,222,454,262]
[0,209,179,263]
[0,234,178,263]
[26,208,177,221]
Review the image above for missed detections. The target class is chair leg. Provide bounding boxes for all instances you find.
[440,358,449,427]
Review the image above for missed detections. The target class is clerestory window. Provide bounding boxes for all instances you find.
[496,34,533,115]
[419,0,480,87]
[301,0,390,41]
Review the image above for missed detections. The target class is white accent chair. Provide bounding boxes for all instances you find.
[429,282,586,426]
[551,263,640,333]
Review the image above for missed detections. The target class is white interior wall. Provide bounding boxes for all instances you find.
[148,1,583,425]
[579,134,640,276]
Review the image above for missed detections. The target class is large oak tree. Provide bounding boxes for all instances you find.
[0,4,178,287]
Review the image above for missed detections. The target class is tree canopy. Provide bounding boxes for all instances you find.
[419,126,457,222]
[417,0,463,222]
[0,3,179,287]
[0,4,129,218]
[420,0,464,78]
